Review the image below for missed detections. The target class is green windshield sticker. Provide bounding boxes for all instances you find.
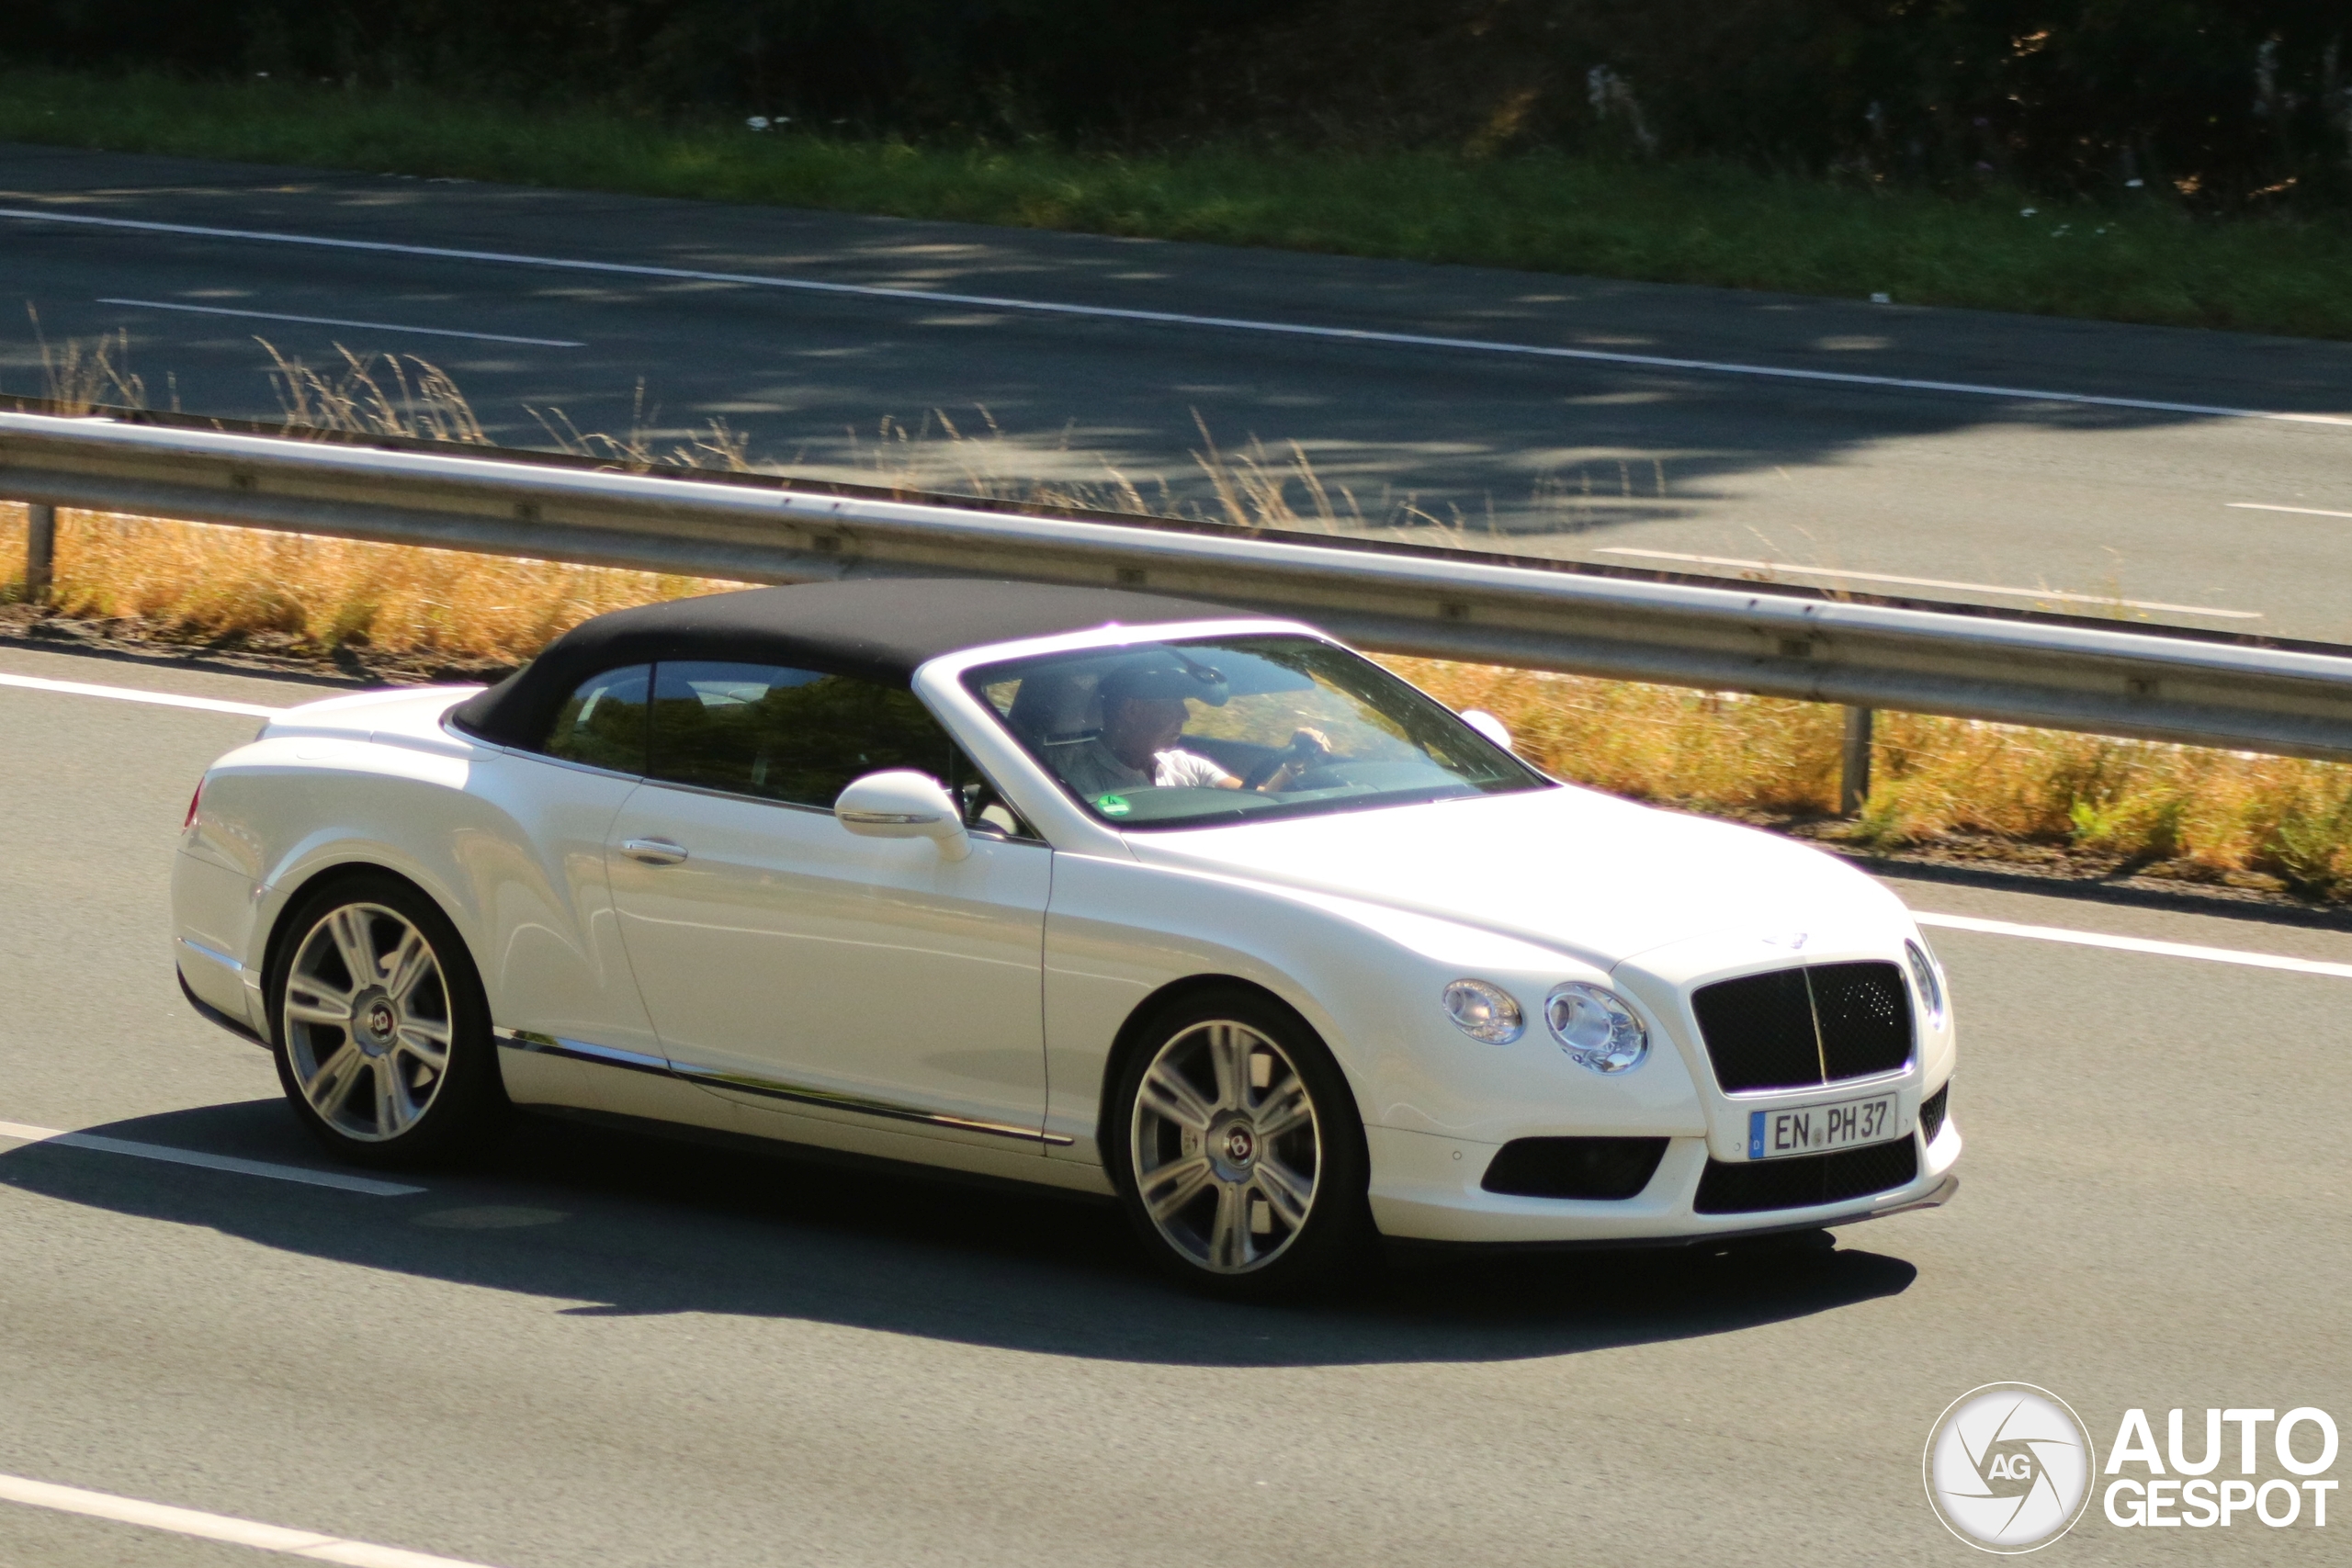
[1097,794,1132,817]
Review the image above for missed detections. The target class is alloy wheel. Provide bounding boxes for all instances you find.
[282,902,455,1142]
[1130,1019,1322,1273]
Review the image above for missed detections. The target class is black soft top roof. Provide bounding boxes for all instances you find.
[451,578,1247,748]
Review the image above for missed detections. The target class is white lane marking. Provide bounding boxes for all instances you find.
[0,1121,424,1196]
[0,671,284,716]
[9,205,2351,427]
[99,296,585,347]
[0,1471,497,1567]
[1593,547,2261,618]
[2228,502,2352,520]
[1915,912,2352,980]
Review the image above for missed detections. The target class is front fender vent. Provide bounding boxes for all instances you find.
[1480,1136,1668,1200]
[1691,961,1912,1093]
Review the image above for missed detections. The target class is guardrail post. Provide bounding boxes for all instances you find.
[1839,705,1873,815]
[23,502,55,604]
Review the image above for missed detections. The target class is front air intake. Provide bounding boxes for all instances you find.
[1690,961,1912,1094]
[1480,1136,1668,1200]
[1692,1137,1920,1214]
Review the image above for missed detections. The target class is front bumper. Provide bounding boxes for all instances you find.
[1365,1112,1962,1246]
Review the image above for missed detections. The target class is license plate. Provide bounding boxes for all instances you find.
[1747,1091,1902,1160]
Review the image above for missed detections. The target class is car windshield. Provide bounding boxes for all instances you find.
[965,635,1550,829]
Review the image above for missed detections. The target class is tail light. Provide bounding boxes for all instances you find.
[184,780,204,831]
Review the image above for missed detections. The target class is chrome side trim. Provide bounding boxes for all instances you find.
[674,1061,1075,1145]
[492,1029,1071,1145]
[176,935,246,974]
[494,1028,673,1077]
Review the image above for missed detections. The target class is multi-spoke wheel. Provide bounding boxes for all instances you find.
[266,874,501,1166]
[1112,990,1370,1298]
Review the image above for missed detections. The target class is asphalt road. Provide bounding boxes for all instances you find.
[1,643,2346,1566]
[5,143,2352,640]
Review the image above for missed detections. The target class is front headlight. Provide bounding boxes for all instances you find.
[1905,938,1946,1027]
[1441,979,1523,1043]
[1545,982,1647,1073]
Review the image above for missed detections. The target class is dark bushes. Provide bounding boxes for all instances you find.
[6,2,2348,207]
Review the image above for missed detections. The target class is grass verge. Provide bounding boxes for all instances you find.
[4,65,2351,339]
[8,501,2352,901]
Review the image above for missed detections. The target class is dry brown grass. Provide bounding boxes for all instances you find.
[0,502,731,668]
[1397,660,2352,900]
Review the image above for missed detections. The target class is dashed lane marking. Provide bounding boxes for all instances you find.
[0,1471,498,1567]
[0,671,284,716]
[2228,502,2352,520]
[100,295,587,347]
[7,205,2351,426]
[0,1121,424,1196]
[1915,911,2352,980]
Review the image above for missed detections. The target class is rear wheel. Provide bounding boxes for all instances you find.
[1109,989,1371,1299]
[266,873,503,1167]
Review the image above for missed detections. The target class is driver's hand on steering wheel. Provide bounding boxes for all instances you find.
[1256,728,1334,792]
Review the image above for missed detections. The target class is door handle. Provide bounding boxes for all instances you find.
[621,837,688,866]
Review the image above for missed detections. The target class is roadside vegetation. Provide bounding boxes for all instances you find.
[9,496,2352,902]
[3,65,2350,340]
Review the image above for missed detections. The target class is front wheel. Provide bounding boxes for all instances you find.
[1109,989,1372,1299]
[266,873,503,1168]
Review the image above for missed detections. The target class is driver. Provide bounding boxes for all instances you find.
[1052,665,1329,801]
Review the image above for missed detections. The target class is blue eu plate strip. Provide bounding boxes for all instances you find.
[1747,1110,1766,1160]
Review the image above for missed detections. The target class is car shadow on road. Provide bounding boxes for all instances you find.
[0,1097,1917,1368]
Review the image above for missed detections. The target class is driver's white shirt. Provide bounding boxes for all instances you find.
[1150,748,1230,788]
[1055,739,1229,797]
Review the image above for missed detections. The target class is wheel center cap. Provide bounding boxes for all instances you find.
[1220,1124,1256,1166]
[352,987,398,1055]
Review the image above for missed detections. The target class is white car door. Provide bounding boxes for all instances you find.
[604,660,1052,1145]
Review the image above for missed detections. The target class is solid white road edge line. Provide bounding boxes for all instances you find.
[2228,501,2352,520]
[1914,911,2352,980]
[1592,548,2261,618]
[99,296,587,347]
[0,1121,424,1196]
[0,670,284,716]
[0,1471,498,1568]
[7,205,2350,427]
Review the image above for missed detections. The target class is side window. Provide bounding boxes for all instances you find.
[542,664,650,773]
[647,661,958,809]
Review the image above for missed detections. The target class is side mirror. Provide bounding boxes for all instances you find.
[834,771,971,861]
[1459,708,1514,753]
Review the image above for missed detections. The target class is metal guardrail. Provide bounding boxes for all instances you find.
[8,405,2352,767]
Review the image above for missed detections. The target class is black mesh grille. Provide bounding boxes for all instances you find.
[1693,1135,1920,1214]
[1919,1082,1950,1145]
[1690,961,1912,1093]
[1481,1136,1668,1200]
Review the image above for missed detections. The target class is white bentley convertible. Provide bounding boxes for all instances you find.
[173,581,1959,1294]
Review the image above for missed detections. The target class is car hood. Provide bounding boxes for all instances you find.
[1122,784,1908,970]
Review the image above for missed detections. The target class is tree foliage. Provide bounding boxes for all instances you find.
[7,2,2348,205]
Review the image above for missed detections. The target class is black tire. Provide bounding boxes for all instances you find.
[264,871,504,1168]
[1106,987,1373,1301]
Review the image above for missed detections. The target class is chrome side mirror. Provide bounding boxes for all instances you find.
[1459,708,1514,752]
[834,771,971,861]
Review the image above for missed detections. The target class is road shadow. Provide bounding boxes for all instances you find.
[0,1097,1917,1368]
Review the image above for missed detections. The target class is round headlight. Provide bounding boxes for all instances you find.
[1544,983,1648,1073]
[1442,979,1523,1043]
[1905,938,1946,1027]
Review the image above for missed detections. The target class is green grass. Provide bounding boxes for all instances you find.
[5,63,2352,338]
